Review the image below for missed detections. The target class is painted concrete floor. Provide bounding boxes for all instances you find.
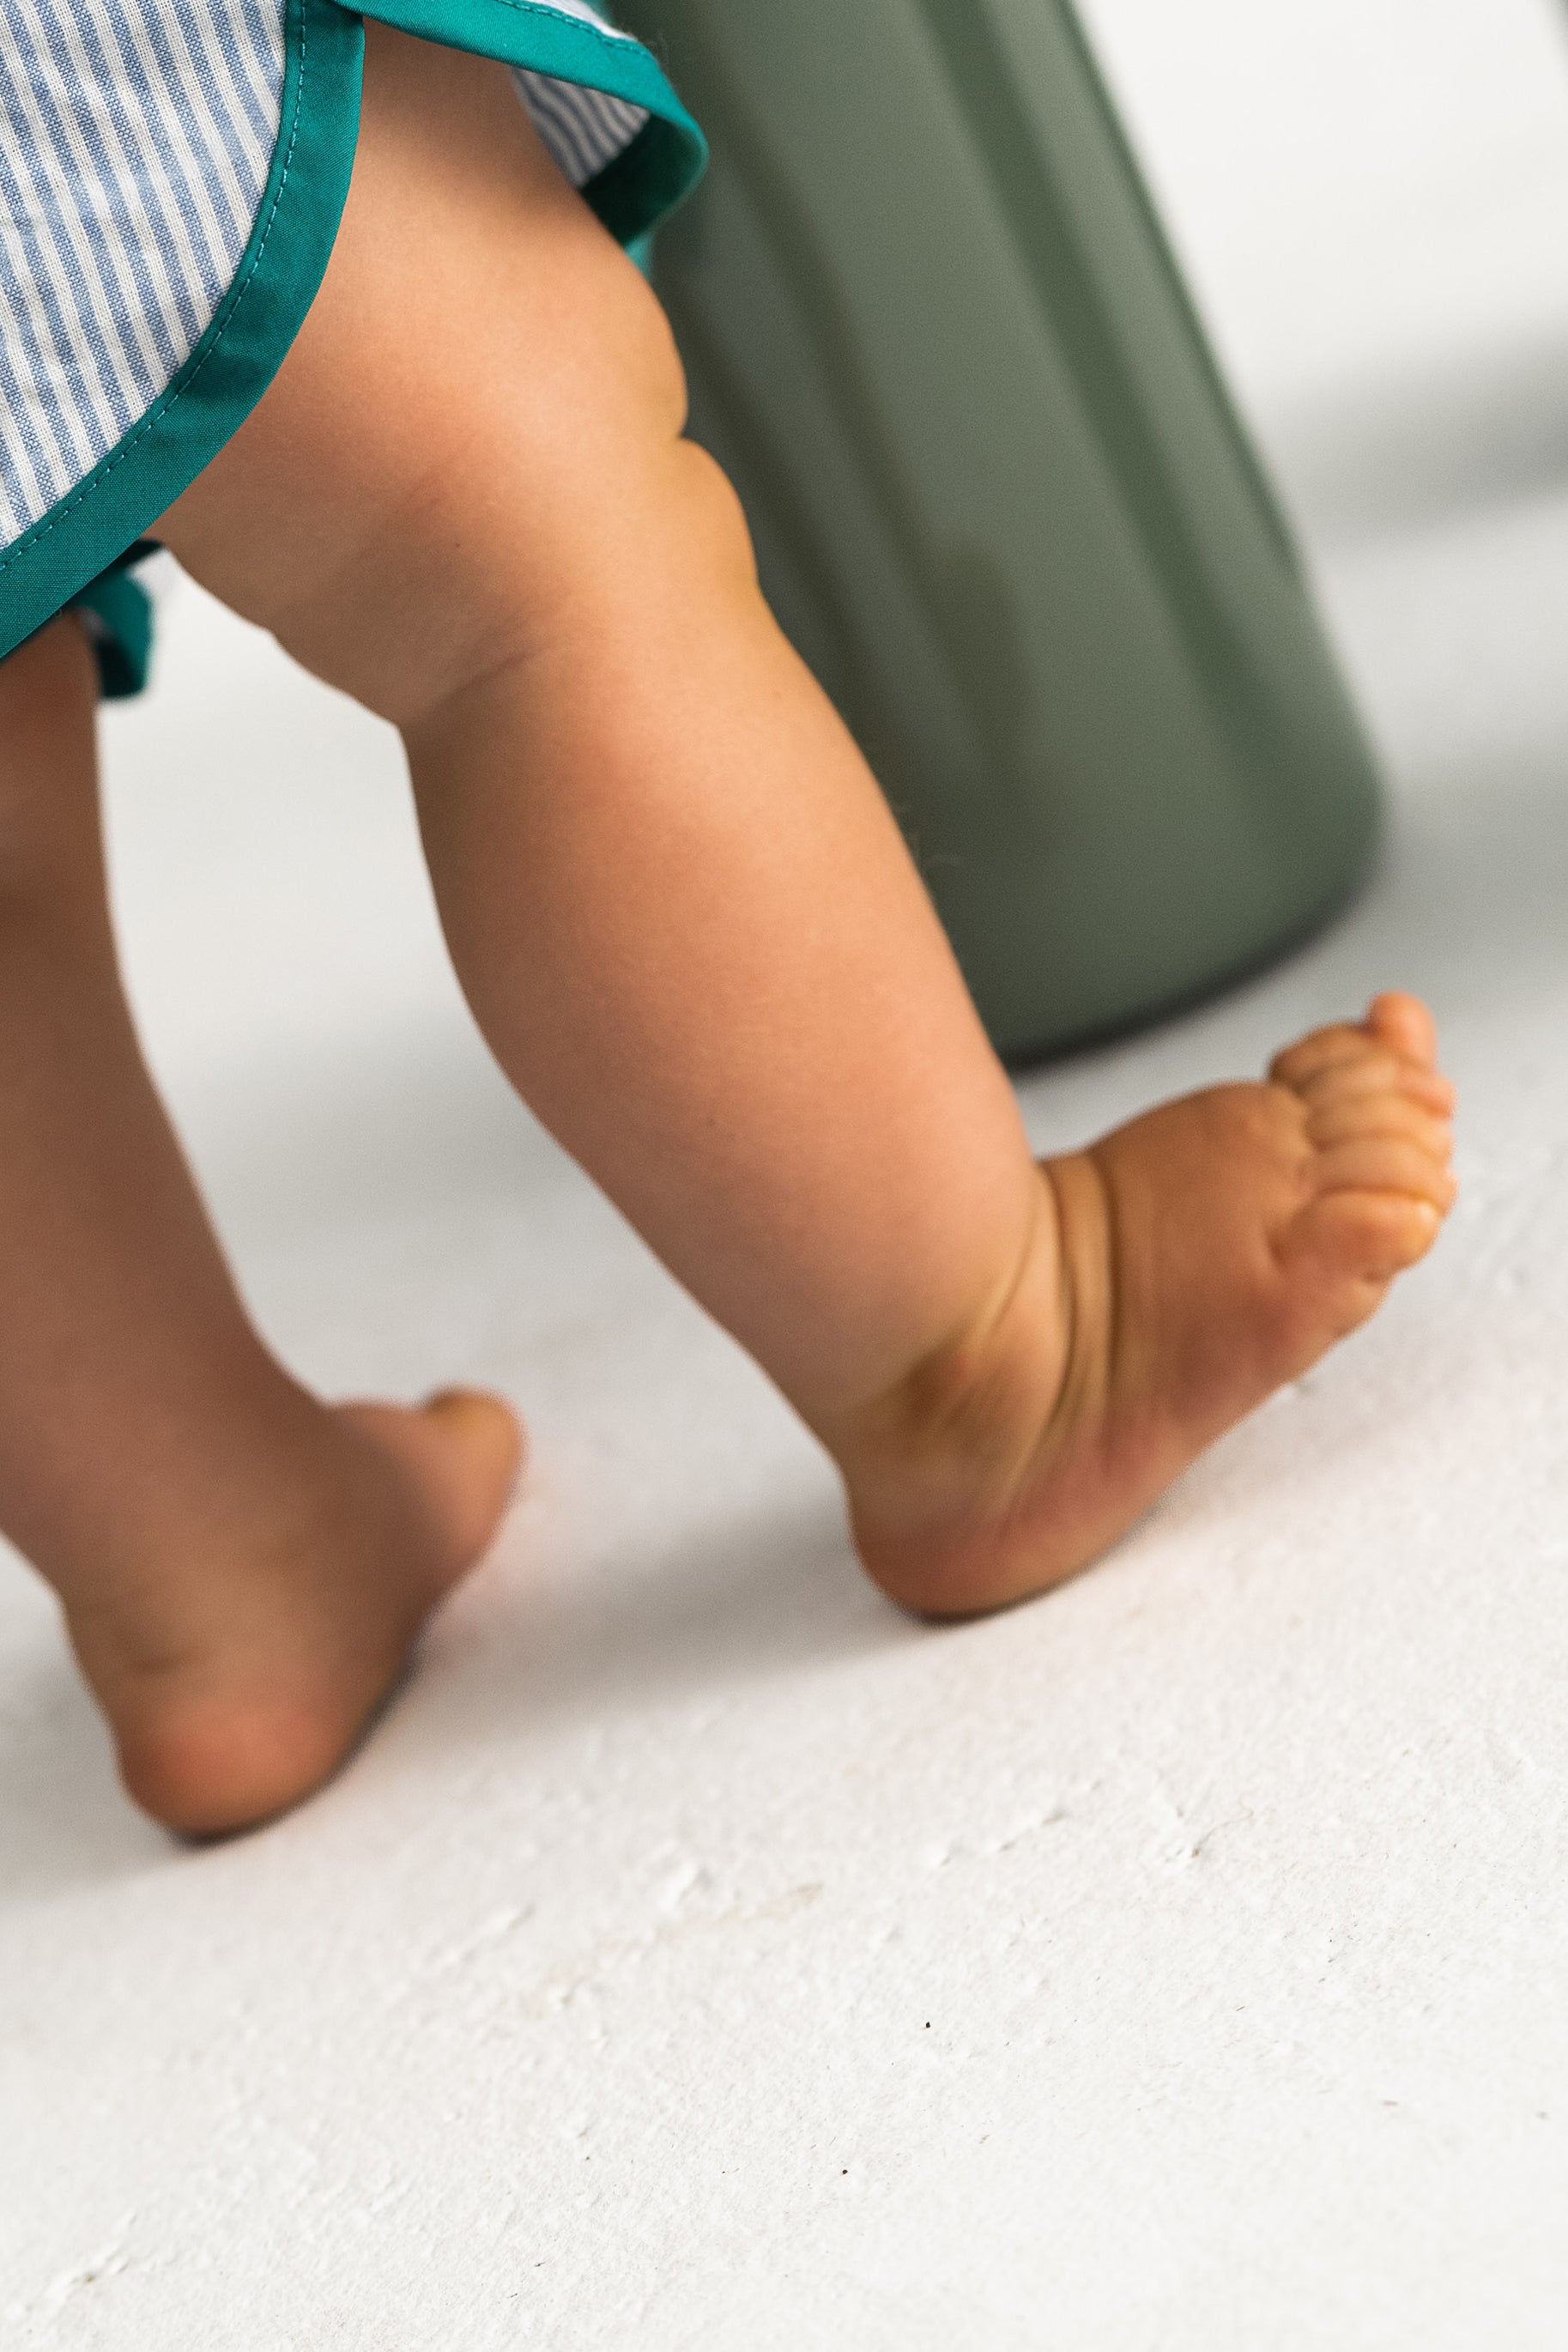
[7,2,1568,2343]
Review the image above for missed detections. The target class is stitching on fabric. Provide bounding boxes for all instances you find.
[0,0,312,576]
[430,0,636,48]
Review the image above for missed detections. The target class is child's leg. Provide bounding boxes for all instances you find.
[137,27,1447,1790]
[0,616,519,1833]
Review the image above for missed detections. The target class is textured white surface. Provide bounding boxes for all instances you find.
[7,3,1568,2343]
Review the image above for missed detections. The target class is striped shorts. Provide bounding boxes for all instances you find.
[0,0,705,686]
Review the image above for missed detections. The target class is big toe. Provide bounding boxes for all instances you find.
[342,1387,524,1573]
[1365,990,1438,1067]
[1269,1002,1454,1120]
[1284,1185,1446,1294]
[418,1388,524,1561]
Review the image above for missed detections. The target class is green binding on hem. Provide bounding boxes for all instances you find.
[73,543,159,698]
[0,0,365,669]
[350,0,705,240]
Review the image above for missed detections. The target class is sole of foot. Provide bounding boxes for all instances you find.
[88,1388,522,1838]
[844,993,1456,1616]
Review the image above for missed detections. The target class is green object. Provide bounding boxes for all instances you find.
[70,543,160,700]
[618,0,1381,1063]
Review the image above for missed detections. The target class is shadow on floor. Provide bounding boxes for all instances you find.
[0,1483,913,1906]
[418,1479,917,1767]
[0,1635,168,1906]
[1273,327,1568,546]
[1364,749,1568,1016]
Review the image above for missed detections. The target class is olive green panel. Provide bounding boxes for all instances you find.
[617,0,1380,1064]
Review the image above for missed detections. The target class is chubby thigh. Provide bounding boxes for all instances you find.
[154,20,692,728]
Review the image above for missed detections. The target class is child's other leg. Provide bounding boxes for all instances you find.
[0,619,518,1833]
[158,29,1453,1628]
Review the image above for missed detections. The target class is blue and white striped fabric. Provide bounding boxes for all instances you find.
[0,0,285,546]
[512,65,645,193]
[0,0,654,555]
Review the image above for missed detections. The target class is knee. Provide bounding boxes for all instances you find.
[401,406,759,742]
[166,217,747,735]
[499,280,753,620]
[536,429,760,644]
[448,251,759,638]
[590,244,692,452]
[659,437,759,595]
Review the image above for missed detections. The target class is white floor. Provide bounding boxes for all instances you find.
[7,3,1568,2343]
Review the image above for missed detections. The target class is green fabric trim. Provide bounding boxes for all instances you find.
[349,0,705,237]
[0,0,364,669]
[73,560,155,700]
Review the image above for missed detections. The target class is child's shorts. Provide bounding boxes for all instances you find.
[0,0,705,691]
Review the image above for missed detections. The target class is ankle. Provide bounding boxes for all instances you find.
[829,1168,1082,1616]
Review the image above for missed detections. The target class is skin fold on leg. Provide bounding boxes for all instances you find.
[38,16,1455,1828]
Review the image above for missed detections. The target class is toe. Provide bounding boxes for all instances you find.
[1294,1052,1455,1118]
[340,1389,523,1582]
[1304,1090,1452,1158]
[1268,994,1444,1094]
[1286,1188,1445,1288]
[1268,1021,1376,1091]
[1365,990,1438,1067]
[1313,1135,1456,1211]
[425,1386,524,1472]
[421,1389,524,1557]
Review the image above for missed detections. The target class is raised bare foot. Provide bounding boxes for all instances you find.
[839,993,1456,1616]
[66,1390,521,1836]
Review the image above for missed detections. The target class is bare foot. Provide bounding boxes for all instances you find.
[839,994,1456,1615]
[67,1390,522,1836]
